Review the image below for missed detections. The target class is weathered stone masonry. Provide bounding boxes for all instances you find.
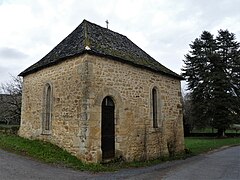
[19,20,184,163]
[19,53,184,162]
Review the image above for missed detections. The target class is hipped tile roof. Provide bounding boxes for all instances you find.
[19,20,183,80]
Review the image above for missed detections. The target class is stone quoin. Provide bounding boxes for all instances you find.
[19,20,184,163]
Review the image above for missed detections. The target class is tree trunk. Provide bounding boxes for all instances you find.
[217,129,226,137]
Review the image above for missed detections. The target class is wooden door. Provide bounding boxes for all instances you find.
[101,96,115,159]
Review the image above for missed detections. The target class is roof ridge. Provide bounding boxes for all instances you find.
[83,19,89,48]
[19,20,183,80]
[82,21,162,65]
[83,19,130,39]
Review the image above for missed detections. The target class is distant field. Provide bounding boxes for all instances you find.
[191,128,240,134]
[0,124,20,128]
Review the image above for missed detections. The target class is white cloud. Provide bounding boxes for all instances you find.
[0,0,240,88]
[0,47,28,59]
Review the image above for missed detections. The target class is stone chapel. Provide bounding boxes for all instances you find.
[19,20,184,163]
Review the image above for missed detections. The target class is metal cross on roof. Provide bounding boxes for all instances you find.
[105,20,109,29]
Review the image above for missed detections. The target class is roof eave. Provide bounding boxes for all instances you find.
[86,51,184,80]
[19,50,184,80]
[18,51,87,77]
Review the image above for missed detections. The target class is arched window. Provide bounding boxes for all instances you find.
[152,88,158,128]
[43,83,52,134]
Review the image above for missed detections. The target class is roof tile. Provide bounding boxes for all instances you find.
[19,20,183,80]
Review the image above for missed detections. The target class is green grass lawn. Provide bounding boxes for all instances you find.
[185,137,240,155]
[0,132,240,172]
[0,133,108,172]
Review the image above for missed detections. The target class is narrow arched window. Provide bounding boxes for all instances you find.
[152,88,158,128]
[45,85,51,130]
[43,83,52,134]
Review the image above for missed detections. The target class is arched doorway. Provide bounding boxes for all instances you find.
[101,96,115,160]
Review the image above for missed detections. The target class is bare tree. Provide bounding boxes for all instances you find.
[0,75,22,125]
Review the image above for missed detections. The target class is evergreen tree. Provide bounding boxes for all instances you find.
[182,30,240,136]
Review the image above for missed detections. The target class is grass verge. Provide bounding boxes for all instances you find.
[0,133,109,172]
[185,137,240,155]
[0,133,239,172]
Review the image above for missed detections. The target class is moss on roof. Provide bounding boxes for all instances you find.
[19,20,183,80]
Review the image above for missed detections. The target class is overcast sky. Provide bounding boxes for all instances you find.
[0,0,240,89]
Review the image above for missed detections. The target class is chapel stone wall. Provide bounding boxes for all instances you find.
[19,54,184,163]
[87,55,184,161]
